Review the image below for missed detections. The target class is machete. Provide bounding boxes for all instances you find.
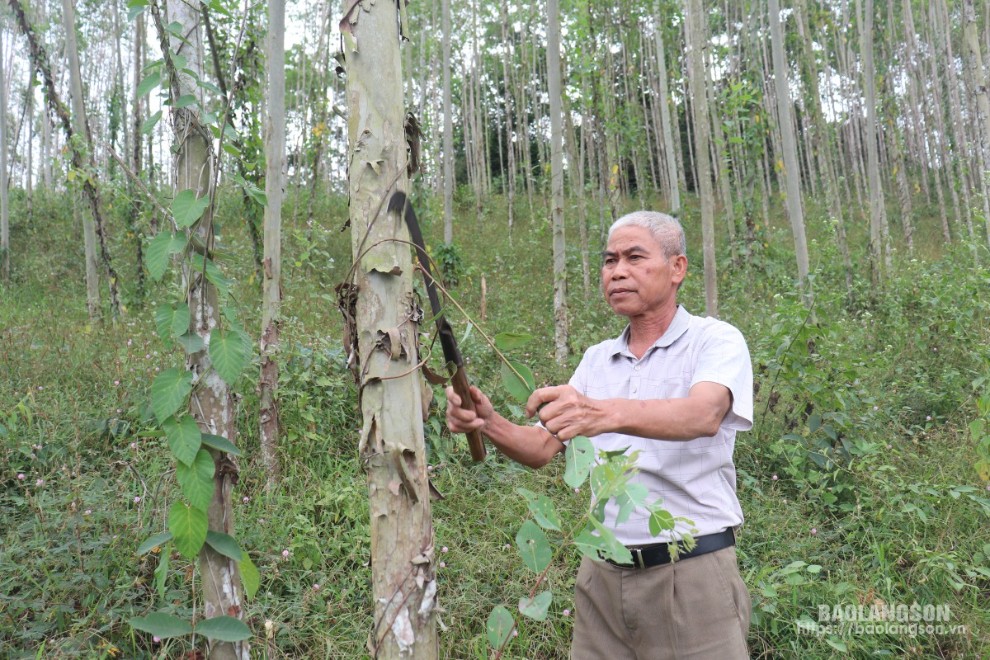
[388,191,487,462]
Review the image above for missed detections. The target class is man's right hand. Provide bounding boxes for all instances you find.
[445,385,493,435]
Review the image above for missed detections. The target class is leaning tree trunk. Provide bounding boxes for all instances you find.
[259,0,285,492]
[340,0,438,656]
[769,0,811,307]
[685,0,719,317]
[154,0,247,656]
[963,0,990,246]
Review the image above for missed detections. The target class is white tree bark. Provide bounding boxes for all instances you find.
[653,3,681,214]
[0,26,9,283]
[341,0,438,655]
[768,0,811,305]
[547,0,568,363]
[441,0,454,244]
[963,0,990,247]
[260,0,286,491]
[685,0,719,317]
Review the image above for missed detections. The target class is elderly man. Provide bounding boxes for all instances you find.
[446,210,753,658]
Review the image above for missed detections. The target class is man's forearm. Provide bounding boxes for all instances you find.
[481,413,565,468]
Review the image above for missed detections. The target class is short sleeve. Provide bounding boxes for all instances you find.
[690,323,753,431]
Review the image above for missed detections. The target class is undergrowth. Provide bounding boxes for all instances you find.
[1,187,988,658]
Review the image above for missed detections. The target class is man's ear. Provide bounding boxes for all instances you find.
[671,254,688,285]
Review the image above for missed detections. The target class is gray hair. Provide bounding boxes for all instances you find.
[607,211,686,260]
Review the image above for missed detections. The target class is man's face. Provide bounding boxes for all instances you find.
[601,225,687,321]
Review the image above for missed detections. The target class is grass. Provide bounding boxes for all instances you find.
[1,185,989,658]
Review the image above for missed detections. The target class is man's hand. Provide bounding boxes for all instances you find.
[525,385,608,441]
[445,385,494,435]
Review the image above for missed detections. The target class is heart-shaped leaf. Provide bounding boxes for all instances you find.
[151,368,193,423]
[209,328,250,385]
[163,414,201,466]
[516,487,562,531]
[518,590,552,621]
[563,436,595,489]
[500,359,535,404]
[486,606,514,649]
[130,611,192,639]
[168,501,208,559]
[176,449,215,511]
[195,616,251,642]
[172,189,210,228]
[515,520,552,573]
[155,303,190,339]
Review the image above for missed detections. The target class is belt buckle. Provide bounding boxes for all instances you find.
[631,547,646,569]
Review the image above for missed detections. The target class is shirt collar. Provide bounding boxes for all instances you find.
[609,305,691,358]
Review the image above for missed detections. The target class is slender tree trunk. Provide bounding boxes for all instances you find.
[0,26,8,283]
[964,0,990,246]
[499,0,516,229]
[686,0,718,317]
[341,0,438,655]
[153,1,247,656]
[441,0,454,244]
[547,0,567,364]
[653,8,681,214]
[859,0,888,285]
[769,0,811,306]
[260,0,285,492]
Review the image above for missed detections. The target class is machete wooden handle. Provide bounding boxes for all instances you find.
[450,365,487,462]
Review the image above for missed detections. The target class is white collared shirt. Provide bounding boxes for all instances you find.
[568,305,753,544]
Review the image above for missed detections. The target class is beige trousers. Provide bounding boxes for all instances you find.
[571,546,751,659]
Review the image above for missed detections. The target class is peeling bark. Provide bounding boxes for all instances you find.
[343,0,437,657]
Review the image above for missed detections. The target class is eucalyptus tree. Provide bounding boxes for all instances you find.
[685,0,719,317]
[341,0,438,654]
[151,0,250,654]
[9,0,121,319]
[442,0,454,244]
[858,0,889,285]
[0,26,8,283]
[547,0,568,363]
[963,0,990,246]
[768,0,811,306]
[260,0,285,491]
[651,0,681,214]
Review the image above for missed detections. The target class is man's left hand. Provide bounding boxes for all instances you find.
[526,385,607,441]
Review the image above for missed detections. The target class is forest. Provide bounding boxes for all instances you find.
[1,0,990,657]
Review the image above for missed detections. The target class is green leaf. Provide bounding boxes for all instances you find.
[151,368,193,423]
[563,436,595,489]
[588,518,632,564]
[197,79,222,95]
[153,543,170,599]
[141,110,162,134]
[130,611,192,639]
[176,449,215,512]
[127,0,149,21]
[168,501,208,559]
[155,302,190,339]
[189,254,232,297]
[494,332,533,351]
[176,332,206,354]
[516,487,562,531]
[648,509,676,536]
[163,414,202,466]
[145,231,174,280]
[172,189,211,228]
[201,433,243,456]
[518,590,552,621]
[515,520,552,573]
[500,359,535,404]
[210,328,250,385]
[240,551,260,600]
[222,142,242,157]
[175,94,198,109]
[205,531,243,561]
[196,616,251,642]
[486,606,514,649]
[137,71,161,98]
[137,531,173,556]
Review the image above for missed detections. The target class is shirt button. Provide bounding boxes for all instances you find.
[634,365,641,371]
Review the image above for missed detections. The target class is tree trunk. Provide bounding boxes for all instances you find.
[441,0,454,244]
[963,0,990,246]
[154,0,247,655]
[0,26,9,283]
[685,0,719,317]
[768,0,811,306]
[653,6,681,213]
[859,0,888,286]
[547,0,568,364]
[260,0,285,492]
[341,0,438,655]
